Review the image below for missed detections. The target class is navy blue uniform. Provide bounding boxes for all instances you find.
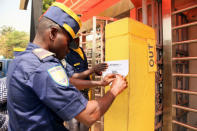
[63,61,75,78]
[66,48,89,99]
[66,48,89,77]
[7,43,88,131]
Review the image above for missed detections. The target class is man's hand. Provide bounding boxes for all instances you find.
[92,63,108,75]
[110,74,128,97]
[75,74,127,127]
[100,74,116,86]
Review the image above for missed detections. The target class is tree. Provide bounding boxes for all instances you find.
[42,0,55,14]
[0,26,15,36]
[5,31,28,48]
[0,26,29,58]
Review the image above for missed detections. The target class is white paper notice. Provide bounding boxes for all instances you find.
[102,60,129,77]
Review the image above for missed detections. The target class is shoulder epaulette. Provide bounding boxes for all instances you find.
[61,59,67,68]
[32,48,55,60]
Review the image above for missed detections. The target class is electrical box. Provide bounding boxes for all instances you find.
[104,18,156,131]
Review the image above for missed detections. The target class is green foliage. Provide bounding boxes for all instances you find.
[5,31,28,48]
[0,26,15,35]
[42,0,55,14]
[0,26,29,58]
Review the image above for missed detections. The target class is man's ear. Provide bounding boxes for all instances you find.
[49,27,58,41]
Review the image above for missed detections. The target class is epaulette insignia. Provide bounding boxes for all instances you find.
[61,59,67,68]
[33,48,55,60]
[74,63,80,66]
[48,65,69,87]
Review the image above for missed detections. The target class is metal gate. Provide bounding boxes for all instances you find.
[163,0,197,130]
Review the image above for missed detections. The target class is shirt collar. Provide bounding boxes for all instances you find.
[26,43,41,51]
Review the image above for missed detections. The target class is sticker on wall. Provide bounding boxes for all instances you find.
[102,60,129,77]
[147,39,157,72]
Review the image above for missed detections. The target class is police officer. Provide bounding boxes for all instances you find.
[65,37,109,131]
[63,60,114,91]
[66,36,107,79]
[66,36,108,99]
[7,2,127,131]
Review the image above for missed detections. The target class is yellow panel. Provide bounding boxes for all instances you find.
[105,34,130,131]
[105,18,155,40]
[104,18,156,131]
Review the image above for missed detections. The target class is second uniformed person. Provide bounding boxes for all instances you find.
[65,36,108,131]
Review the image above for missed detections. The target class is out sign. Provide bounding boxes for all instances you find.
[147,39,157,72]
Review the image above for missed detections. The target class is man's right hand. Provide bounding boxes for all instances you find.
[75,74,128,127]
[110,74,128,97]
[92,63,108,75]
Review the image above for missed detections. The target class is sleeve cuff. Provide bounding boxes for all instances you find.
[56,93,88,121]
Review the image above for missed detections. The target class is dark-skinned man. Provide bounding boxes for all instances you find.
[62,57,110,92]
[64,37,108,131]
[7,2,128,131]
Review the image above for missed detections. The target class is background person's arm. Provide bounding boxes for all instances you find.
[69,74,115,90]
[75,74,128,126]
[71,63,108,79]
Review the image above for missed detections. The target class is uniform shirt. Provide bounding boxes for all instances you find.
[65,48,89,99]
[7,43,88,131]
[66,48,89,78]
